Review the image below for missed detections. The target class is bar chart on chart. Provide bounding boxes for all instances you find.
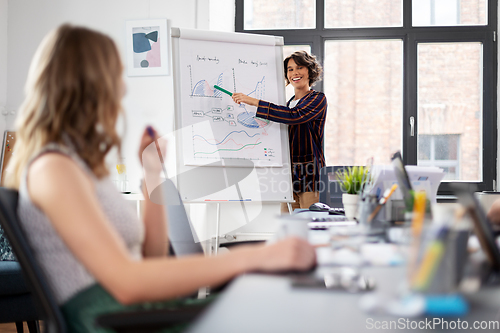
[179,38,282,167]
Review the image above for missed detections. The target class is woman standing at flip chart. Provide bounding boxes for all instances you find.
[6,25,316,332]
[233,51,327,212]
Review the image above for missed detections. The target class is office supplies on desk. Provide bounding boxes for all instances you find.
[367,184,398,223]
[408,191,427,279]
[292,268,376,293]
[412,226,448,291]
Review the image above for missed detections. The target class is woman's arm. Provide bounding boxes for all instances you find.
[232,93,259,107]
[232,92,326,125]
[138,127,168,257]
[256,92,326,125]
[28,154,316,305]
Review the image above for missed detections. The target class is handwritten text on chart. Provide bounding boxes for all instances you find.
[197,55,220,64]
[238,59,268,67]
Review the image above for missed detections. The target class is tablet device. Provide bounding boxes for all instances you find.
[451,183,500,272]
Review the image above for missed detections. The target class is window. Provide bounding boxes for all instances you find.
[418,134,460,180]
[412,0,487,27]
[236,0,497,193]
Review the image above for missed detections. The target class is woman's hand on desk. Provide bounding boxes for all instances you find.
[248,237,317,273]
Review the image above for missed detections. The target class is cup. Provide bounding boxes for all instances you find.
[115,158,130,193]
[282,220,309,240]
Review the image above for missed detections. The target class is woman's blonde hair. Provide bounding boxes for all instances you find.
[6,24,123,188]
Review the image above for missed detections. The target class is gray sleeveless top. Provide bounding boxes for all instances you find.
[18,144,144,304]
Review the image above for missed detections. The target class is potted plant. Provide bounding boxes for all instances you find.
[336,166,369,219]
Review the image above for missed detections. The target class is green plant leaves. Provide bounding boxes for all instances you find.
[335,166,370,195]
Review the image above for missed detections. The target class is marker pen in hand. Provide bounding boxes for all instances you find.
[146,126,168,179]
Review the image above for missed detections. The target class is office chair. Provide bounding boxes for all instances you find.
[318,166,352,208]
[0,188,207,333]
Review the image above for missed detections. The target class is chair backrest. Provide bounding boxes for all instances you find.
[0,188,67,333]
[318,166,352,208]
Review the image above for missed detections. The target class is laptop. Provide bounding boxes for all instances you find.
[155,179,204,257]
[452,183,500,273]
[391,151,414,211]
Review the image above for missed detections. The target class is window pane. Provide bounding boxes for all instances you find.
[325,0,402,28]
[324,40,403,166]
[244,0,315,30]
[283,45,312,101]
[418,135,431,160]
[413,0,487,26]
[417,43,482,181]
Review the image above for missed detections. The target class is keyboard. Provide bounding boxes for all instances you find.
[308,216,356,230]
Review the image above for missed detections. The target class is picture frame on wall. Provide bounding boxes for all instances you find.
[125,19,169,76]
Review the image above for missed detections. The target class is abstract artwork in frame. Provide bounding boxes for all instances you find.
[126,19,169,76]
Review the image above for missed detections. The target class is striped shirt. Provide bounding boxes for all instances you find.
[256,90,327,193]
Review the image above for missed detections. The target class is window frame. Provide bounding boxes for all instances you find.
[235,0,498,194]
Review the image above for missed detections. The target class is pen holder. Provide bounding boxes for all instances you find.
[358,195,380,226]
[386,199,407,222]
[410,225,469,294]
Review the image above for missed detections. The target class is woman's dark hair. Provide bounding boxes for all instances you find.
[283,51,323,87]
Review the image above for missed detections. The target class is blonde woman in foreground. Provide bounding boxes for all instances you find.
[6,24,316,333]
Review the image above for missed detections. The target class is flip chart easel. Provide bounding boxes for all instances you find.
[171,28,292,251]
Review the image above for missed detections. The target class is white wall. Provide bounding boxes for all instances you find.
[0,0,8,134]
[209,0,235,32]
[5,0,209,190]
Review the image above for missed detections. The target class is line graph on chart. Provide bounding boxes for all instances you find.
[192,130,267,160]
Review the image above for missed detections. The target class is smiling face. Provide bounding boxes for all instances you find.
[286,58,310,91]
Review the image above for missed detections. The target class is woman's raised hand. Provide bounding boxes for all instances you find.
[232,93,260,107]
[138,126,167,175]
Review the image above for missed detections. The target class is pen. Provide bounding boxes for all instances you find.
[214,85,233,96]
[147,126,168,179]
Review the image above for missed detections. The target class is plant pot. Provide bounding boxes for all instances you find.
[342,193,359,220]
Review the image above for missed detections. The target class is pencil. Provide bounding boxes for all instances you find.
[147,126,168,179]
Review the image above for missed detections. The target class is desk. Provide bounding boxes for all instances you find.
[187,267,500,333]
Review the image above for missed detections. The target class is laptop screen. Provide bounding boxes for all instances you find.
[155,179,204,257]
[452,183,500,272]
